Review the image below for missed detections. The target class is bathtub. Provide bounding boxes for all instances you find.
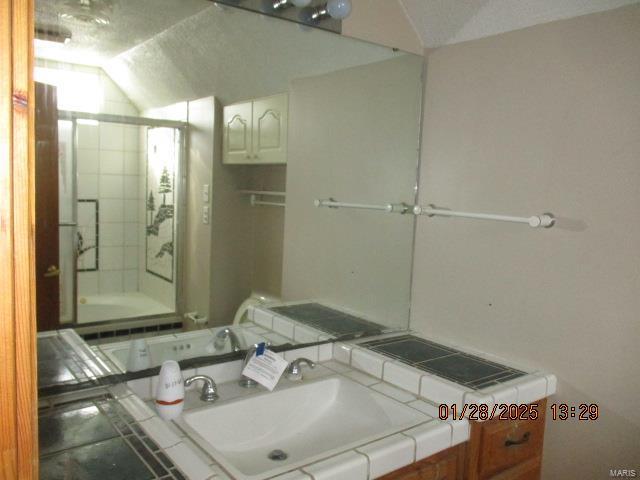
[77,292,173,324]
[99,326,268,372]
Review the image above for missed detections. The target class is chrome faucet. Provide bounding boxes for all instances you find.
[184,375,219,402]
[238,344,261,388]
[285,358,315,381]
[213,327,241,353]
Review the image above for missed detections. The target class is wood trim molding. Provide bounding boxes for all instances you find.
[0,0,38,478]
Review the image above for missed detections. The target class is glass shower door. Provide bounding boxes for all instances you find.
[58,119,76,324]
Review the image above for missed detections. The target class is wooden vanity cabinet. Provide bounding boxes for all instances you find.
[380,444,465,480]
[464,399,547,480]
[383,400,547,480]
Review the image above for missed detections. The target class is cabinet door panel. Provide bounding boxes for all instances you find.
[252,94,287,164]
[223,101,252,164]
[488,456,541,480]
[465,400,547,480]
[478,416,545,478]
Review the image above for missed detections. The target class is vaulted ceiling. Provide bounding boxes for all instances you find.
[35,0,209,65]
[398,0,640,48]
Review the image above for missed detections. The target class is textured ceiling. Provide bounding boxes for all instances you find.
[104,5,405,111]
[35,0,209,65]
[35,1,408,111]
[399,0,640,48]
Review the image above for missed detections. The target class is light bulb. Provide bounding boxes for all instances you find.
[326,0,351,19]
[291,0,312,6]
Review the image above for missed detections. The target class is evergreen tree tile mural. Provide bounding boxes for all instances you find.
[145,127,177,282]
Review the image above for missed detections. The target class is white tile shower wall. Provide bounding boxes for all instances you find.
[77,122,141,296]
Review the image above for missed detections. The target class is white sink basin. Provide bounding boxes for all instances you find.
[178,375,427,479]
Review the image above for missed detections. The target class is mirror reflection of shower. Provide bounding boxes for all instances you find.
[36,61,183,325]
[73,120,181,324]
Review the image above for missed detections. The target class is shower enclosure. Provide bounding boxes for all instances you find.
[57,111,185,325]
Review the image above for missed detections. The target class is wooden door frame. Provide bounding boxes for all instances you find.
[0,0,38,478]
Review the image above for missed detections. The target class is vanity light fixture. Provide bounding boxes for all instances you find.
[272,0,312,10]
[305,0,352,21]
[35,25,72,44]
[58,0,113,26]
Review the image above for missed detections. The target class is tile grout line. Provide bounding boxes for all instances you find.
[400,431,418,464]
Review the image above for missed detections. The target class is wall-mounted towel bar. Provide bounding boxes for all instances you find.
[413,204,555,228]
[314,197,554,228]
[239,190,286,208]
[314,198,411,214]
[251,198,285,208]
[238,190,286,197]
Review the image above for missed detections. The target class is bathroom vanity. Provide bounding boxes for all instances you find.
[36,297,556,480]
[37,301,556,480]
[109,337,553,480]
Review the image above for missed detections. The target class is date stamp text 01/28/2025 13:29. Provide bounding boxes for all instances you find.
[438,402,600,421]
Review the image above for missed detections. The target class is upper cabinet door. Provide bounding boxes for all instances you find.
[252,93,288,164]
[223,101,253,164]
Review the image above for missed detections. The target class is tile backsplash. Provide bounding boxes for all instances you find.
[361,335,526,390]
[269,303,386,338]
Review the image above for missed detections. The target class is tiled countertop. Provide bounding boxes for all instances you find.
[37,329,116,389]
[338,334,557,415]
[117,357,468,480]
[115,328,556,480]
[42,307,556,480]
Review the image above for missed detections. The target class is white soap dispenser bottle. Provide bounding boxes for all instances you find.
[126,338,151,372]
[155,360,185,420]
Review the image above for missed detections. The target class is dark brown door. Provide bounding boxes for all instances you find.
[35,82,60,331]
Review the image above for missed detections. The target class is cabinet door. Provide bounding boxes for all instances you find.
[223,101,253,164]
[465,400,546,480]
[487,457,541,480]
[477,414,545,478]
[252,93,287,164]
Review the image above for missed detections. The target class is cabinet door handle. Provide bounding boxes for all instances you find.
[505,431,530,447]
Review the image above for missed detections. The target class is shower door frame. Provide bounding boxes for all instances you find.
[58,110,188,328]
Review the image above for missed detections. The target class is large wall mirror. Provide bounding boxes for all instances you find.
[34,0,423,383]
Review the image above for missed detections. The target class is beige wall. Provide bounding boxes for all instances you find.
[207,98,256,327]
[185,98,283,327]
[183,97,256,327]
[184,97,216,322]
[282,55,423,329]
[244,165,287,298]
[410,5,640,478]
[342,0,423,55]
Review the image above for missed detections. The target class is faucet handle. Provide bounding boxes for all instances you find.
[286,358,316,381]
[184,375,219,402]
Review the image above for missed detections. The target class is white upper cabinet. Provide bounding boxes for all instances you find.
[252,94,288,164]
[223,102,253,164]
[223,93,288,165]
